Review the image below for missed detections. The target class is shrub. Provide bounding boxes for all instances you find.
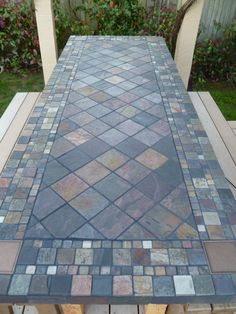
[191,19,236,86]
[0,0,41,72]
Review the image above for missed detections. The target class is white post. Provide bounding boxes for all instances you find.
[174,0,204,88]
[34,0,58,84]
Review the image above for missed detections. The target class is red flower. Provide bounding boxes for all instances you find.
[109,1,114,9]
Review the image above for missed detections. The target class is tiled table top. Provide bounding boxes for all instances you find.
[0,36,236,303]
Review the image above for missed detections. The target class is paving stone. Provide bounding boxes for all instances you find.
[92,275,112,296]
[113,249,131,265]
[99,128,128,146]
[8,274,31,295]
[187,249,207,266]
[71,275,92,295]
[113,275,133,296]
[57,249,75,264]
[76,161,110,185]
[134,276,153,296]
[153,276,175,296]
[78,138,110,158]
[151,249,169,265]
[57,147,91,171]
[169,249,188,265]
[37,248,57,265]
[17,246,39,265]
[192,275,215,296]
[0,240,21,274]
[212,275,236,295]
[50,275,72,295]
[174,275,195,296]
[29,275,49,295]
[132,248,150,266]
[42,204,86,238]
[116,160,150,184]
[94,249,112,266]
[75,249,93,265]
[0,275,11,294]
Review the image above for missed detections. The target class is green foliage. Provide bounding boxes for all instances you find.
[0,0,41,72]
[191,19,236,86]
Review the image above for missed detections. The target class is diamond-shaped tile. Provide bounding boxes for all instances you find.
[83,119,110,136]
[42,160,69,186]
[101,112,126,127]
[116,105,141,118]
[50,137,74,158]
[52,174,88,201]
[70,112,95,126]
[99,129,127,146]
[94,173,131,201]
[116,160,150,184]
[89,91,112,103]
[42,204,86,238]
[76,161,110,185]
[105,75,125,84]
[133,112,157,127]
[65,129,93,146]
[57,119,78,136]
[90,205,133,239]
[102,99,126,110]
[115,188,154,220]
[70,188,109,220]
[149,120,171,136]
[134,129,162,146]
[57,147,91,171]
[97,149,128,170]
[116,137,148,158]
[161,187,192,220]
[116,119,144,136]
[87,105,112,118]
[78,138,110,158]
[136,148,168,170]
[33,188,65,220]
[136,172,174,201]
[139,205,182,239]
[62,104,81,119]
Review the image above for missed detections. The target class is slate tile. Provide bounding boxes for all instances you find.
[42,204,86,238]
[57,147,91,171]
[99,129,127,146]
[0,275,11,295]
[57,249,75,264]
[51,137,74,158]
[212,275,236,295]
[113,275,133,296]
[50,275,72,295]
[37,248,57,265]
[192,275,215,296]
[116,137,148,158]
[174,275,195,296]
[94,249,112,266]
[71,275,92,295]
[134,276,153,296]
[8,274,31,295]
[29,275,49,295]
[187,249,207,266]
[153,276,175,296]
[116,160,150,184]
[78,138,110,158]
[92,275,112,296]
[42,160,69,186]
[17,246,39,265]
[132,248,150,266]
[76,161,110,185]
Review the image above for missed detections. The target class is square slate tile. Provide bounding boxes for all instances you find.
[70,188,109,220]
[8,274,31,295]
[134,276,153,296]
[133,112,157,127]
[192,275,215,296]
[136,148,168,170]
[76,161,110,185]
[101,112,126,127]
[212,274,235,295]
[42,160,69,186]
[116,120,144,136]
[52,174,88,201]
[71,275,92,296]
[50,137,74,158]
[64,129,93,146]
[33,188,65,220]
[97,149,128,170]
[136,172,174,202]
[83,119,110,136]
[77,138,110,158]
[0,241,21,274]
[149,119,171,136]
[90,205,133,239]
[134,129,162,146]
[116,160,150,184]
[94,173,131,201]
[115,188,154,220]
[87,104,112,118]
[70,111,95,126]
[99,129,128,146]
[29,275,49,295]
[116,105,141,118]
[58,119,78,136]
[0,275,11,295]
[153,276,175,296]
[37,248,57,264]
[204,241,236,273]
[50,275,72,296]
[92,275,112,296]
[174,275,195,296]
[57,147,91,171]
[116,137,148,158]
[113,275,133,296]
[139,205,182,239]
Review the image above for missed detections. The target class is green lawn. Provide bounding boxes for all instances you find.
[199,82,236,121]
[0,72,44,117]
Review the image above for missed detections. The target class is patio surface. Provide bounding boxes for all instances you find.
[0,36,236,303]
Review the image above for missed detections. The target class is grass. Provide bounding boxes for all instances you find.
[198,81,236,121]
[0,71,44,117]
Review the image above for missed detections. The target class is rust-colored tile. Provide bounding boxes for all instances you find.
[0,241,22,274]
[204,241,236,273]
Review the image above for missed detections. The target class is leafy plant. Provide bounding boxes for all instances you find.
[191,19,236,87]
[0,0,41,72]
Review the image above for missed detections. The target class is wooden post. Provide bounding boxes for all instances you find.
[174,0,204,89]
[59,304,85,314]
[34,0,58,84]
[143,304,167,314]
